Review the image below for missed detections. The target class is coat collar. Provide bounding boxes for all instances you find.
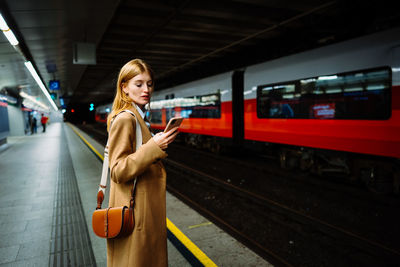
[128,105,152,143]
[135,104,151,129]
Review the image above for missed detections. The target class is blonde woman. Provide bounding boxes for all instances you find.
[106,59,178,266]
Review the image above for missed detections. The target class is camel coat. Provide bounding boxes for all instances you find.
[107,106,168,267]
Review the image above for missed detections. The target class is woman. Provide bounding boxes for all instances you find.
[106,59,178,266]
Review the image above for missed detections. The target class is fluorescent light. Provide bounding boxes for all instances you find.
[344,87,362,92]
[1,13,56,110]
[301,78,316,83]
[0,13,19,46]
[3,29,18,45]
[262,86,273,91]
[24,61,58,110]
[243,90,253,95]
[0,13,9,30]
[326,88,342,94]
[367,84,385,91]
[392,67,400,72]
[318,75,338,80]
[19,91,49,110]
[282,94,294,99]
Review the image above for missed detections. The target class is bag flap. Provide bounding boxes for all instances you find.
[92,206,127,238]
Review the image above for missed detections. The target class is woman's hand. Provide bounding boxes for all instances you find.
[152,127,179,150]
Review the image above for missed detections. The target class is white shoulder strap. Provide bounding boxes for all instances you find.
[98,110,142,193]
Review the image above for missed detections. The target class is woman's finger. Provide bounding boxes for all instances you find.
[165,126,179,137]
[167,131,179,143]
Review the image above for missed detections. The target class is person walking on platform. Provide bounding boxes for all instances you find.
[31,116,37,134]
[106,59,179,267]
[40,113,48,132]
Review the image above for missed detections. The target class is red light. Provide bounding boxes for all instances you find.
[71,109,75,113]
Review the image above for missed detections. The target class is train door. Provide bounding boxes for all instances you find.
[232,70,244,148]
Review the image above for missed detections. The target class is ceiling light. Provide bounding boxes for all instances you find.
[1,12,56,111]
[318,75,338,80]
[0,13,19,45]
[24,61,58,110]
[0,13,8,30]
[3,29,18,45]
[19,92,49,110]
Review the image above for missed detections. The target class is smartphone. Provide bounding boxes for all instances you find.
[164,117,184,133]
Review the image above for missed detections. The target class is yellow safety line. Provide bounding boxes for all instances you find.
[68,123,217,267]
[167,218,217,267]
[68,124,104,161]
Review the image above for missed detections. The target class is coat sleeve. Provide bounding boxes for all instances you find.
[108,113,167,184]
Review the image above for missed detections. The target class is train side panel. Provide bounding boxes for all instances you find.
[244,28,400,158]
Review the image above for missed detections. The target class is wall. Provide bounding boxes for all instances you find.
[7,105,25,136]
[0,103,9,144]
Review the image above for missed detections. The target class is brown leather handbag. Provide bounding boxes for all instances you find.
[92,110,141,239]
[92,186,135,238]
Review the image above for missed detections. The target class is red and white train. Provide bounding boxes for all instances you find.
[97,27,400,193]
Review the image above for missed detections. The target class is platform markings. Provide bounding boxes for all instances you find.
[68,123,218,267]
[167,219,217,267]
[69,125,104,161]
[188,221,213,229]
[49,125,97,266]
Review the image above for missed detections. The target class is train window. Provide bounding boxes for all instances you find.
[166,108,175,122]
[149,109,162,124]
[150,92,221,119]
[258,83,298,118]
[180,93,221,119]
[257,67,391,120]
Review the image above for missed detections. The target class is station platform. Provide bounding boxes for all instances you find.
[0,122,272,266]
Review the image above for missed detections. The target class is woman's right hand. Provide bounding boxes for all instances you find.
[152,127,179,150]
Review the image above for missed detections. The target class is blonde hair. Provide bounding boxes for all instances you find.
[107,59,154,130]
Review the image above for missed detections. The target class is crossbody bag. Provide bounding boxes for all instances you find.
[92,110,142,239]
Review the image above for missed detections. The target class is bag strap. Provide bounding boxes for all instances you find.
[96,109,142,210]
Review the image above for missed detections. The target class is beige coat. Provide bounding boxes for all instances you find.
[107,106,168,267]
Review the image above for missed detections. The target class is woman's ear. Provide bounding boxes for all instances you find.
[122,82,128,94]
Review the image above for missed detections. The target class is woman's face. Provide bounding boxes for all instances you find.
[122,71,154,109]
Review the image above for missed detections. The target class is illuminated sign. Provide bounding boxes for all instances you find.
[312,104,335,119]
[49,80,60,90]
[50,93,57,100]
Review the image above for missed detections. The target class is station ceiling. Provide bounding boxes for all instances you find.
[1,0,400,110]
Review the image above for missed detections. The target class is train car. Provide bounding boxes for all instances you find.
[96,27,400,193]
[241,27,400,192]
[244,28,399,159]
[95,103,112,124]
[150,72,234,152]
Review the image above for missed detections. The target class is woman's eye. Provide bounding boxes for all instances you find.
[135,84,142,87]
[147,83,153,87]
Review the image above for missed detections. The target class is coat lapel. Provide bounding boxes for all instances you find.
[128,106,152,143]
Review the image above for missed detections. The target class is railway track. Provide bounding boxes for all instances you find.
[164,158,400,266]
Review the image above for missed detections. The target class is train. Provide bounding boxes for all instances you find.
[96,27,400,193]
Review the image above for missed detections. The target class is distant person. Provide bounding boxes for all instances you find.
[28,115,32,134]
[281,103,294,118]
[41,114,48,132]
[31,116,37,134]
[106,59,179,266]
